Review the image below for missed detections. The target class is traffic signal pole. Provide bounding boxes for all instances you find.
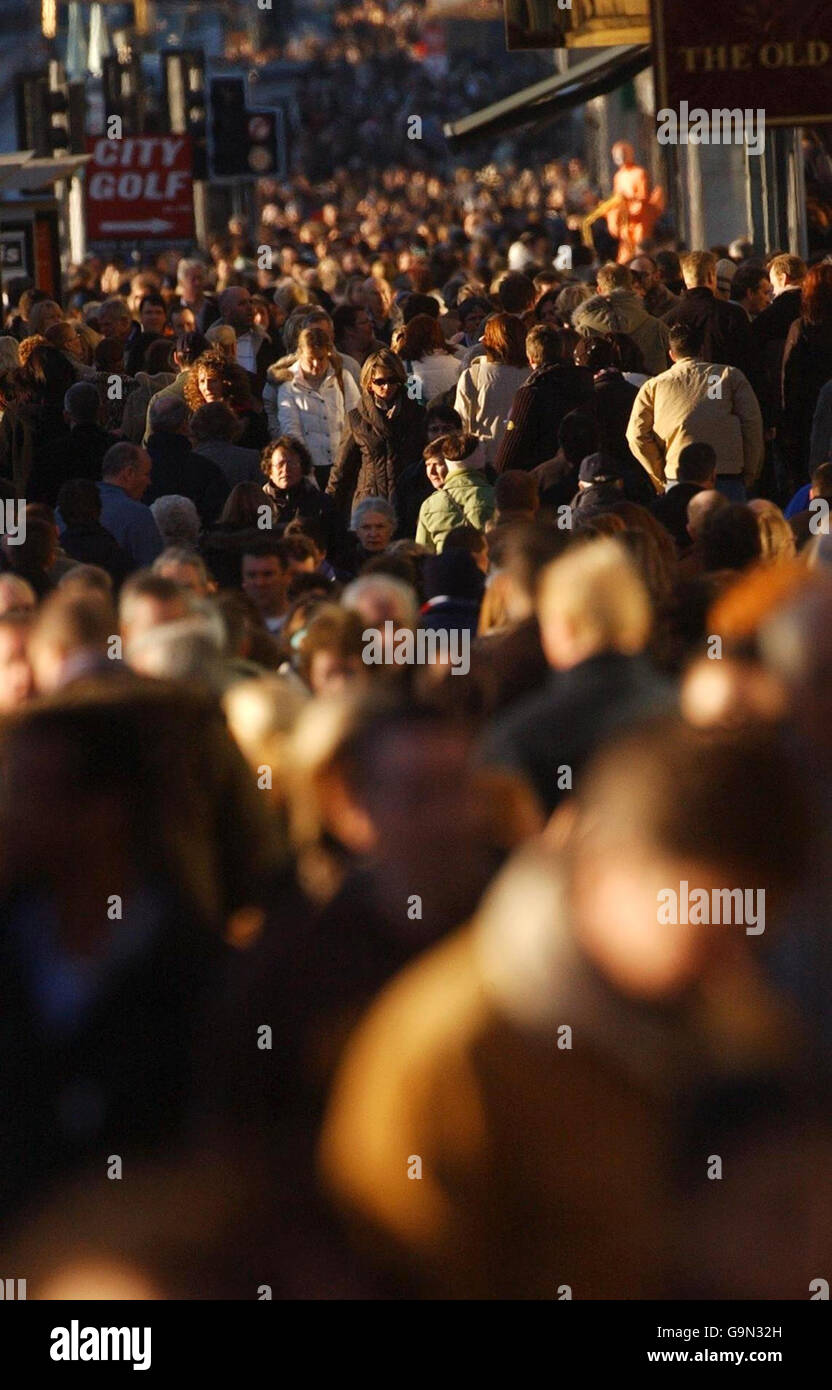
[164,51,209,249]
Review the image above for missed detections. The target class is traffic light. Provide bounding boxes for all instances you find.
[15,64,86,156]
[164,50,207,180]
[102,53,144,137]
[209,77,282,180]
[242,110,281,178]
[209,77,246,178]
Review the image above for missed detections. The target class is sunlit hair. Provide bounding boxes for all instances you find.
[478,570,513,636]
[680,251,716,288]
[768,253,805,283]
[260,434,314,478]
[537,536,652,655]
[184,349,252,413]
[297,325,332,357]
[748,499,797,563]
[397,313,446,361]
[482,312,527,367]
[341,572,417,627]
[205,322,237,356]
[596,263,632,294]
[359,348,407,397]
[800,262,832,326]
[297,604,366,687]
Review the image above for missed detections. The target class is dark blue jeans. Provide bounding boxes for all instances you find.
[715,476,747,503]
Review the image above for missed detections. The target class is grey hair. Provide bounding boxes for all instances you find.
[149,496,201,547]
[177,257,205,280]
[98,296,131,321]
[0,336,20,374]
[63,380,100,422]
[148,393,189,433]
[152,545,209,584]
[351,496,396,530]
[341,574,419,628]
[125,606,227,689]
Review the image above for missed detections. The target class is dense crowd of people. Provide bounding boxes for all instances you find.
[2,160,832,1301]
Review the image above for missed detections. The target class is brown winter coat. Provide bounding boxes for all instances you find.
[320,867,819,1299]
[326,393,428,520]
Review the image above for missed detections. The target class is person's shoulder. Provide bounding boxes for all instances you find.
[485,678,557,750]
[419,489,444,520]
[721,298,751,325]
[815,378,832,406]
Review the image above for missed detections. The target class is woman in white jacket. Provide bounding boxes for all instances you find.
[397,313,462,404]
[266,326,359,488]
[454,312,530,466]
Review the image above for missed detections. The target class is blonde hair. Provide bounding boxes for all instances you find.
[478,570,513,636]
[537,537,651,655]
[205,322,238,358]
[680,251,716,288]
[748,499,796,563]
[768,254,805,284]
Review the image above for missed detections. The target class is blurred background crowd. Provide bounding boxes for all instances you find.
[2,109,832,1298]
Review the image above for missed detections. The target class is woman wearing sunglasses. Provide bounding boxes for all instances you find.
[326,347,428,533]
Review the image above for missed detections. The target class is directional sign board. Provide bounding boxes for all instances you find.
[85,134,194,242]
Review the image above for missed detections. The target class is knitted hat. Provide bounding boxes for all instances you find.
[716,259,737,295]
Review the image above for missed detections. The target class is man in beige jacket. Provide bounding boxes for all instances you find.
[626,322,764,497]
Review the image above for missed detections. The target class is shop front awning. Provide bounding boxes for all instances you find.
[0,152,90,194]
[443,43,651,148]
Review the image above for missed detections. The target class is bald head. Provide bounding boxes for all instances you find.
[219,287,253,333]
[687,489,728,542]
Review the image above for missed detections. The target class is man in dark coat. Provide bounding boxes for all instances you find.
[28,381,117,507]
[145,395,229,527]
[664,251,758,388]
[55,478,132,586]
[651,441,717,551]
[481,535,672,816]
[495,325,594,473]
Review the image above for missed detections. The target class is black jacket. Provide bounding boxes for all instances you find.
[481,652,674,817]
[61,520,133,585]
[327,393,428,527]
[782,318,832,473]
[751,288,803,425]
[262,477,342,555]
[27,422,118,507]
[125,331,165,377]
[145,432,230,526]
[664,288,757,385]
[590,370,656,506]
[651,481,702,551]
[495,363,595,474]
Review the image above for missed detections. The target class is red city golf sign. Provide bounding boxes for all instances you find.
[85,135,195,241]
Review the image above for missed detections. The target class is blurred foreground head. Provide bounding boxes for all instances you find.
[321,719,823,1300]
[0,681,278,935]
[758,576,832,766]
[557,717,810,1001]
[289,690,541,918]
[537,536,651,670]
